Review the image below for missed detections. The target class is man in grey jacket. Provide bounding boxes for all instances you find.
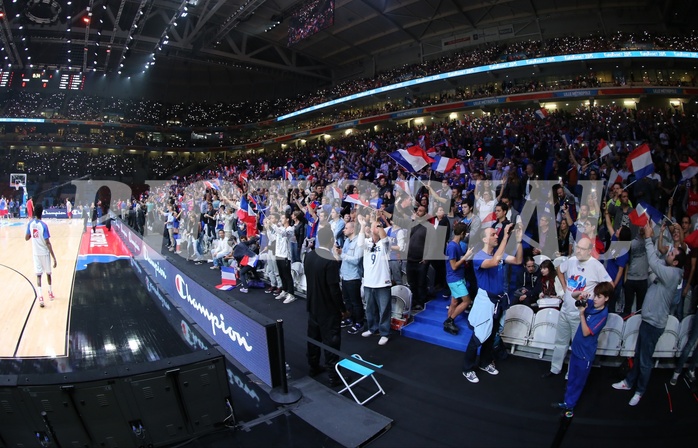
[622,232,649,316]
[612,222,685,406]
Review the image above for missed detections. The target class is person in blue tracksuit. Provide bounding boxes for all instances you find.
[554,281,613,416]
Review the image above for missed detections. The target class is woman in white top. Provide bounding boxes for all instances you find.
[476,189,496,222]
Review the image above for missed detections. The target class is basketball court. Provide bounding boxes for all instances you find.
[0,214,82,359]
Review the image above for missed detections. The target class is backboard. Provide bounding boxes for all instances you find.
[10,173,26,189]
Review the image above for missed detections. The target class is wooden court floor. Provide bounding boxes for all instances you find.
[0,218,82,358]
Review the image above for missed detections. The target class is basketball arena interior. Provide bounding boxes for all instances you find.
[1,1,698,447]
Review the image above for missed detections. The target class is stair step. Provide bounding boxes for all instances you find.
[401,295,474,352]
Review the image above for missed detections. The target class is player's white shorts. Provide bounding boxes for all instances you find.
[33,254,52,276]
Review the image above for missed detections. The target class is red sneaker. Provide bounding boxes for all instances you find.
[48,291,55,301]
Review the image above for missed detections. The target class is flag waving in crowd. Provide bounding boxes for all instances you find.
[390,146,434,172]
[626,143,654,180]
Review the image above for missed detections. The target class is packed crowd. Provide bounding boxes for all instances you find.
[0,147,210,179]
[88,101,694,410]
[0,31,694,136]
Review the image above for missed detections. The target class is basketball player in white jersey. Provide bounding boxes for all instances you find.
[25,204,58,308]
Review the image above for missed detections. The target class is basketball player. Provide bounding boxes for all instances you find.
[25,204,58,308]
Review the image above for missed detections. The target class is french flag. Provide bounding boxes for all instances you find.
[313,161,321,169]
[283,169,294,181]
[680,157,698,181]
[598,139,612,158]
[432,156,457,173]
[368,141,379,153]
[435,139,450,147]
[607,169,623,186]
[238,170,249,183]
[481,212,497,228]
[535,108,548,119]
[628,202,662,227]
[216,266,237,290]
[328,185,342,200]
[485,153,496,168]
[203,180,220,190]
[238,195,256,220]
[390,147,435,173]
[395,180,411,195]
[345,194,369,208]
[240,255,258,268]
[626,143,654,180]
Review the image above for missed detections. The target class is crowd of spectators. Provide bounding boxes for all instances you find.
[101,100,698,401]
[0,148,170,179]
[5,89,698,406]
[0,32,694,141]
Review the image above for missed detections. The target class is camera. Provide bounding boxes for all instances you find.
[574,299,588,308]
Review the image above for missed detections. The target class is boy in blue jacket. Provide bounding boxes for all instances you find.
[554,281,613,416]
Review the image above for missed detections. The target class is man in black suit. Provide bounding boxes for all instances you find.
[304,225,350,386]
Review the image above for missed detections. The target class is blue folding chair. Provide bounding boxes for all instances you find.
[335,354,385,405]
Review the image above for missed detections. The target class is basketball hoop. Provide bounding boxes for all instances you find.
[9,173,26,190]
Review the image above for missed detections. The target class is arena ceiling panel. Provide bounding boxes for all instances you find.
[0,0,694,84]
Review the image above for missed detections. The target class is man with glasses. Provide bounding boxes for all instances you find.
[543,236,611,378]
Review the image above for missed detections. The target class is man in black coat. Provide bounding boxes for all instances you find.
[304,225,350,386]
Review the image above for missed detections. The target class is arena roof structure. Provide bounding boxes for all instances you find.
[0,0,695,93]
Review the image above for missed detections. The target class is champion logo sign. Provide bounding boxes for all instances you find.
[174,274,253,352]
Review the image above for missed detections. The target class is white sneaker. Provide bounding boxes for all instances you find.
[463,371,479,383]
[361,330,374,338]
[239,287,249,293]
[612,380,631,390]
[670,372,680,386]
[628,393,642,406]
[479,363,499,376]
[378,336,389,346]
[282,295,297,304]
[276,292,287,300]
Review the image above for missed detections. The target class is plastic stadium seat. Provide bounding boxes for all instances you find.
[552,256,568,268]
[391,285,412,317]
[619,314,642,358]
[596,313,624,356]
[537,297,561,310]
[291,261,306,293]
[528,308,560,358]
[533,255,550,266]
[335,354,385,405]
[677,315,695,357]
[653,315,680,362]
[501,305,534,353]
